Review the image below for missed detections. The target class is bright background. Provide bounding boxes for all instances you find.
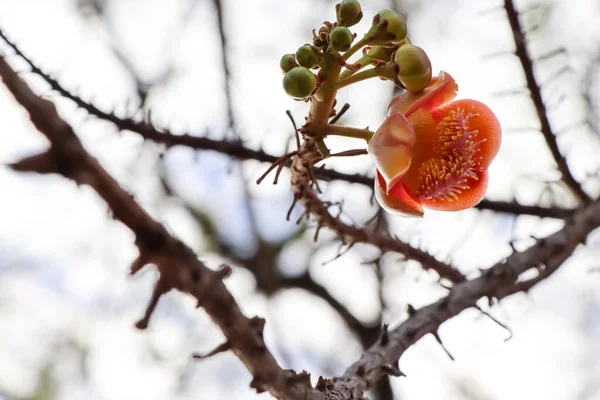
[1,0,600,399]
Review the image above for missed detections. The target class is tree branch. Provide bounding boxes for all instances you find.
[0,55,318,400]
[320,195,600,398]
[3,36,599,400]
[504,0,592,204]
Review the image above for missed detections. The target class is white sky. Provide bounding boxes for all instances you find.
[1,0,600,399]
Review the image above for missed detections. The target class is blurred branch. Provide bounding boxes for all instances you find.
[0,55,317,400]
[0,27,575,220]
[212,0,237,138]
[504,0,592,204]
[320,197,600,398]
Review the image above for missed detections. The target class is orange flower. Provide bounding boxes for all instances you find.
[368,71,501,217]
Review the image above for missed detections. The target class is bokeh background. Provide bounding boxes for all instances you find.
[1,0,600,399]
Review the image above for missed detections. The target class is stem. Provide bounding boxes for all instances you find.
[312,124,374,142]
[339,55,371,80]
[343,37,368,61]
[308,54,343,156]
[335,68,380,90]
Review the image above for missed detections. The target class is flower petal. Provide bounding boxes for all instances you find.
[387,71,458,117]
[420,170,489,211]
[375,172,424,217]
[368,113,416,192]
[431,99,502,170]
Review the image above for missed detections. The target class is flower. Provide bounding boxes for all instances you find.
[368,71,501,217]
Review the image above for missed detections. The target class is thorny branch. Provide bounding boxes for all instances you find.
[0,28,576,220]
[290,137,466,283]
[307,193,600,399]
[504,0,592,204]
[0,55,309,400]
[3,34,600,400]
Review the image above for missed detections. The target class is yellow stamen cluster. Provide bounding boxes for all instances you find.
[417,108,484,202]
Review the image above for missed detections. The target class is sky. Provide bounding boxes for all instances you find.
[1,0,600,399]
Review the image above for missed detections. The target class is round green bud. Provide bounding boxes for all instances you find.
[336,0,363,27]
[283,67,317,99]
[295,44,320,68]
[329,26,354,52]
[280,53,298,73]
[394,44,432,92]
[365,9,408,45]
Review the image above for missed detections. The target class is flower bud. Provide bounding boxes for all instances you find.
[336,0,363,27]
[280,53,298,73]
[329,26,354,52]
[365,9,408,45]
[394,44,432,92]
[283,67,317,99]
[295,44,321,68]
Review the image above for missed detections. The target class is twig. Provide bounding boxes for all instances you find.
[504,0,591,204]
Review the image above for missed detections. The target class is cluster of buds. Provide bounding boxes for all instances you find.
[279,0,502,217]
[280,0,433,100]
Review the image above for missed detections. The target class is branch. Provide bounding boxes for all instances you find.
[320,196,600,398]
[0,28,574,220]
[0,55,319,400]
[291,137,466,284]
[3,37,599,400]
[212,0,236,137]
[504,0,592,204]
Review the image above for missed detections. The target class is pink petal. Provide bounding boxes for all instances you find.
[375,172,424,217]
[387,71,459,117]
[368,113,416,193]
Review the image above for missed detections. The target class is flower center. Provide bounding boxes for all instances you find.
[417,107,485,202]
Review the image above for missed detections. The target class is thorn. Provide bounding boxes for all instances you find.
[432,331,454,361]
[256,151,296,185]
[313,222,323,242]
[272,163,285,185]
[316,377,328,391]
[329,103,350,124]
[288,370,311,386]
[328,149,368,157]
[406,304,417,316]
[192,341,231,360]
[130,254,149,275]
[296,210,308,225]
[135,276,171,330]
[9,151,58,175]
[286,197,298,221]
[381,363,405,377]
[249,377,266,394]
[216,264,233,279]
[474,305,513,341]
[286,110,301,149]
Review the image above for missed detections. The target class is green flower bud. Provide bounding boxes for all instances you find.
[283,67,317,99]
[365,9,408,45]
[394,44,432,92]
[280,53,298,73]
[329,26,354,52]
[295,44,321,68]
[336,0,363,27]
